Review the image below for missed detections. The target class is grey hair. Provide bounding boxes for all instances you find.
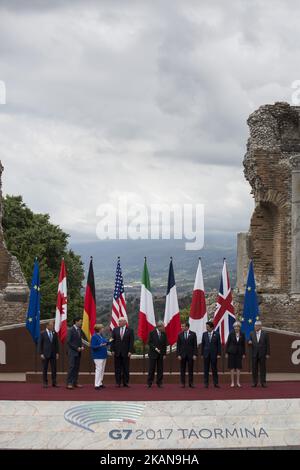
[255,320,262,326]
[233,321,241,328]
[156,320,164,327]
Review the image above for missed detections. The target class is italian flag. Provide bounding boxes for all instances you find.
[138,258,156,343]
[189,258,207,344]
[164,258,181,346]
[82,257,96,342]
[55,259,67,343]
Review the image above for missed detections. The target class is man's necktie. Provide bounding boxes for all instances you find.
[121,328,124,340]
[49,331,53,342]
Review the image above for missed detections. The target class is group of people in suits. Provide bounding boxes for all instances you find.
[38,317,270,390]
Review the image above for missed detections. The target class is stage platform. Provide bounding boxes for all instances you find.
[0,395,299,449]
[0,381,300,401]
[24,371,300,384]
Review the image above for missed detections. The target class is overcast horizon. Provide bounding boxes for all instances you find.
[1,0,299,244]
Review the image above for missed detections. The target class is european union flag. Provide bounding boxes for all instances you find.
[26,259,41,344]
[241,260,260,340]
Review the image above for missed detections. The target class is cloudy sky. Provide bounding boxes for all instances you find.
[0,0,298,243]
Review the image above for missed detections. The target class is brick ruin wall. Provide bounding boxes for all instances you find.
[236,102,300,332]
[0,162,28,326]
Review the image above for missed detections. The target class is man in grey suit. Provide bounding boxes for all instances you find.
[248,321,270,388]
[66,317,84,389]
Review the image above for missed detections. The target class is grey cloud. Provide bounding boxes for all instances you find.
[0,0,297,239]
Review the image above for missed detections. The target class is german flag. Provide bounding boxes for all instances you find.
[82,257,96,342]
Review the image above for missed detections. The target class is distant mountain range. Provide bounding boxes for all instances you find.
[70,232,237,301]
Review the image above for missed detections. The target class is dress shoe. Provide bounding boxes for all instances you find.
[181,384,186,388]
[116,384,121,388]
[99,385,105,388]
[123,384,129,387]
[74,384,83,388]
[52,384,60,388]
[261,383,267,388]
[157,384,163,388]
[237,383,241,388]
[230,384,235,388]
[214,384,220,388]
[204,384,208,388]
[189,384,195,388]
[95,386,100,390]
[43,384,48,388]
[251,384,257,388]
[147,384,152,388]
[66,384,74,389]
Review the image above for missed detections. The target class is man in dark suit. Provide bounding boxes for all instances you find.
[147,321,167,388]
[176,321,198,388]
[66,317,84,389]
[201,320,221,388]
[38,320,59,388]
[111,317,134,387]
[248,321,270,387]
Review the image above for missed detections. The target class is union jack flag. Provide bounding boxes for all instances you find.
[110,257,128,330]
[213,259,235,345]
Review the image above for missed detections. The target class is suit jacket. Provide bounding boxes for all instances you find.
[38,330,59,359]
[176,330,198,358]
[201,331,221,359]
[67,326,83,357]
[225,331,246,356]
[148,329,167,359]
[111,327,135,357]
[249,330,270,358]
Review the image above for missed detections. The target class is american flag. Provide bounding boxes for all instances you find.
[213,259,235,345]
[110,257,128,330]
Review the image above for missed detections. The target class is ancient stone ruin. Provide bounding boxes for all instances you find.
[236,102,300,332]
[0,162,28,326]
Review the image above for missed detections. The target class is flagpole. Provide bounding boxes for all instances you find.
[222,257,226,375]
[34,343,38,373]
[197,256,201,376]
[142,256,146,375]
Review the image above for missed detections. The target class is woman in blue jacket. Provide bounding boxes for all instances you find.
[90,324,109,389]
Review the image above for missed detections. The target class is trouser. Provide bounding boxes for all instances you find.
[252,355,267,385]
[114,355,130,385]
[147,356,164,385]
[203,355,218,385]
[67,354,81,385]
[180,356,194,385]
[94,358,107,387]
[42,355,57,385]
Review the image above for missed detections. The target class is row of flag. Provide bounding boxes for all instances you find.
[26,255,260,347]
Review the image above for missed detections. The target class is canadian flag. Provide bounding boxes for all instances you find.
[189,258,207,344]
[55,259,67,343]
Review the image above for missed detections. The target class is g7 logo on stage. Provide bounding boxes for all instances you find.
[109,429,133,440]
[291,340,300,365]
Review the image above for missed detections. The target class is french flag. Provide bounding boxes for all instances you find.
[189,258,207,344]
[164,258,181,346]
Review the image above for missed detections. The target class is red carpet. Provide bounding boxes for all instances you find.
[0,381,300,401]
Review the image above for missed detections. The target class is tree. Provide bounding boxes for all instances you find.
[2,195,84,324]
